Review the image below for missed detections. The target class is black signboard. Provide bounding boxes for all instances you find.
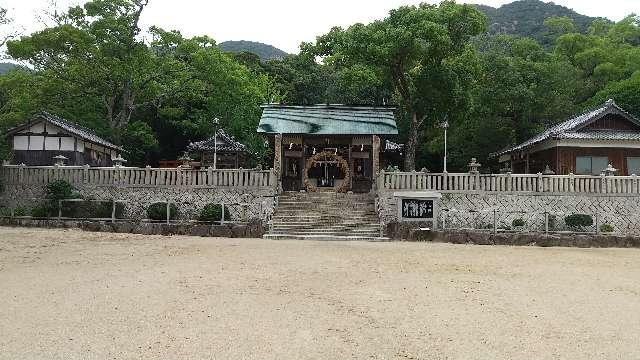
[401,199,434,219]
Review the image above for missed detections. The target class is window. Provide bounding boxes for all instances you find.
[627,157,640,175]
[576,156,608,175]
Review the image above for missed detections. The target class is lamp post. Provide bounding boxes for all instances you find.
[212,117,220,170]
[441,119,449,173]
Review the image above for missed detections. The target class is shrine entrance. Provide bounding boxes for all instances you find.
[257,104,399,194]
[280,135,377,193]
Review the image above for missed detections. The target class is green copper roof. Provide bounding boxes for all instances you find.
[257,105,398,135]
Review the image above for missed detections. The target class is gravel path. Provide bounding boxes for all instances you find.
[0,227,639,359]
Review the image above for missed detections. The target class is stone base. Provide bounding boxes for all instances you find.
[385,222,640,248]
[0,218,265,238]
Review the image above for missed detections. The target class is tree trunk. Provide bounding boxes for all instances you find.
[404,111,418,171]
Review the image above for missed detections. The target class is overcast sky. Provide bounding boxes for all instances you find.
[3,0,638,53]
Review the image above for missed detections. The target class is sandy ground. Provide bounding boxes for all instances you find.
[0,227,639,359]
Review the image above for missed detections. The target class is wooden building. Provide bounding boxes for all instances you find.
[187,129,250,169]
[4,112,123,166]
[496,99,640,175]
[258,104,398,193]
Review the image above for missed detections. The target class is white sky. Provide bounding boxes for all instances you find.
[2,0,639,53]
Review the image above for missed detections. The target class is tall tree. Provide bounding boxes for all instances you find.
[310,1,485,170]
[6,0,184,136]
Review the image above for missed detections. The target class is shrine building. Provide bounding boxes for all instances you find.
[257,104,399,193]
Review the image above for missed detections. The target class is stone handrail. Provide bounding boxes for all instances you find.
[379,171,640,194]
[0,165,276,188]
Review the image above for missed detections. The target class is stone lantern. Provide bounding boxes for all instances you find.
[178,153,193,168]
[53,155,68,166]
[112,155,127,167]
[603,164,617,176]
[542,165,555,175]
[467,158,481,174]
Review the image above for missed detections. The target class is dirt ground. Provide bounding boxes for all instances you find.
[0,227,639,359]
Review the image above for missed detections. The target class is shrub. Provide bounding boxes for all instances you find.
[547,214,558,231]
[564,214,593,229]
[90,201,125,219]
[198,203,232,222]
[45,180,75,200]
[512,218,526,227]
[599,223,614,233]
[147,202,177,221]
[0,206,10,217]
[13,206,29,217]
[61,200,125,219]
[31,203,54,218]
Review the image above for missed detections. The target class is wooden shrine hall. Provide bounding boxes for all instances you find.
[257,104,399,193]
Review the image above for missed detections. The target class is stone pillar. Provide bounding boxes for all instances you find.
[372,135,381,190]
[273,134,283,192]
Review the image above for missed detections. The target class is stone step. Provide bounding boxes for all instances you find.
[263,234,390,241]
[269,191,381,241]
[272,228,381,233]
[271,220,379,227]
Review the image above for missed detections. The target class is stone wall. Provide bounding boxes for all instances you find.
[0,218,265,238]
[378,190,640,235]
[0,183,276,222]
[400,229,640,248]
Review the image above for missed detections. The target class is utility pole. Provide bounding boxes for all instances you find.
[213,117,220,170]
[441,118,449,173]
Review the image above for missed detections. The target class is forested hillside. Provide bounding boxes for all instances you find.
[0,0,638,173]
[477,0,606,44]
[0,62,20,74]
[219,40,288,61]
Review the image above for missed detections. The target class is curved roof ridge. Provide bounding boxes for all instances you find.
[493,99,637,157]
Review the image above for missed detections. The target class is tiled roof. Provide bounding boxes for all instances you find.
[556,131,640,141]
[187,129,248,152]
[6,112,122,151]
[496,99,640,156]
[257,104,398,135]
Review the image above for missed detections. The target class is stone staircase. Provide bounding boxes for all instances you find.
[264,191,387,241]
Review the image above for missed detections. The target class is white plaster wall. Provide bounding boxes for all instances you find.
[29,123,44,133]
[28,136,44,150]
[44,137,60,151]
[13,136,28,150]
[60,137,75,151]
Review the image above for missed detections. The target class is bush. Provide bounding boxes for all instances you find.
[45,180,75,200]
[599,223,614,233]
[61,200,126,219]
[0,206,10,217]
[564,214,593,229]
[147,202,177,221]
[198,203,232,222]
[13,206,29,217]
[512,218,526,227]
[547,214,558,231]
[31,203,54,218]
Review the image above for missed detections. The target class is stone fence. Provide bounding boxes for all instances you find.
[0,164,275,188]
[377,171,640,236]
[0,165,277,223]
[379,171,640,194]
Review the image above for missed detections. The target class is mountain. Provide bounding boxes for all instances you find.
[476,0,607,44]
[0,62,22,74]
[218,40,288,62]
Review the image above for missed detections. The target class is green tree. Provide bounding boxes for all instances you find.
[310,1,485,170]
[7,0,187,136]
[448,35,581,171]
[544,16,577,41]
